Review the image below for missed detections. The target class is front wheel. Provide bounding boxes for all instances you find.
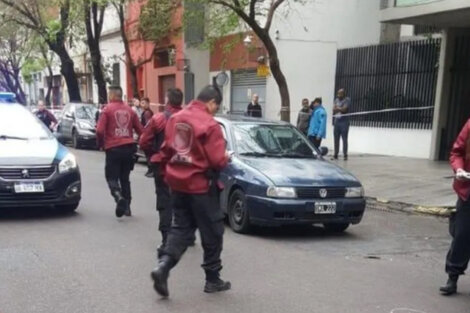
[72,130,81,149]
[323,223,350,233]
[228,189,251,234]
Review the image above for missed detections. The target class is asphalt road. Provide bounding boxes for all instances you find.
[1,149,470,313]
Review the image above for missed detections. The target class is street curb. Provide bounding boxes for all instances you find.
[366,197,455,217]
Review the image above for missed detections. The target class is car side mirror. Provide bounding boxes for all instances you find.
[65,113,73,119]
[320,146,328,156]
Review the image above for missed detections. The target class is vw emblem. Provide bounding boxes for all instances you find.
[21,169,30,179]
[319,188,328,198]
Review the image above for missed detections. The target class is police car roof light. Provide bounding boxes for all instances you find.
[0,92,16,103]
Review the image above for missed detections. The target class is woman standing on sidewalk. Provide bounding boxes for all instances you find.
[441,119,470,296]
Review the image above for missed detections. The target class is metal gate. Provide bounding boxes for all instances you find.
[335,39,440,129]
[230,69,266,116]
[439,34,470,160]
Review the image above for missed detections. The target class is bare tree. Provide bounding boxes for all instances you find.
[0,0,82,102]
[191,0,296,122]
[83,0,107,104]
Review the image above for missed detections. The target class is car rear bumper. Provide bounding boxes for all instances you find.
[77,132,97,147]
[246,195,365,226]
[0,169,81,208]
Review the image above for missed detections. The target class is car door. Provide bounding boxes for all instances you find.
[218,122,233,212]
[61,104,75,139]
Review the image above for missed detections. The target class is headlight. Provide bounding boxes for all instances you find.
[267,186,297,198]
[59,153,77,173]
[345,187,364,198]
[77,121,93,130]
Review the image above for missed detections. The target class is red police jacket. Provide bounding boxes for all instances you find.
[96,101,143,150]
[450,119,470,201]
[139,105,182,164]
[161,100,229,194]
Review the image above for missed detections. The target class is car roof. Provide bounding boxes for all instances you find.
[215,114,290,126]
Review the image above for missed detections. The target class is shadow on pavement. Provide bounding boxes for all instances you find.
[0,207,79,221]
[235,224,361,241]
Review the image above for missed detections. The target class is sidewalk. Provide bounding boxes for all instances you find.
[336,154,456,215]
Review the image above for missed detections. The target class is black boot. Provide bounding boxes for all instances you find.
[151,255,175,297]
[112,190,126,218]
[204,271,231,294]
[124,200,131,217]
[440,275,458,296]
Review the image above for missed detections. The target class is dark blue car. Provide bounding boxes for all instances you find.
[216,116,365,234]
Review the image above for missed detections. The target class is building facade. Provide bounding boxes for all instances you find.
[382,0,470,159]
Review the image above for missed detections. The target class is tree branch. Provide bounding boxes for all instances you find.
[264,0,285,31]
[249,0,256,20]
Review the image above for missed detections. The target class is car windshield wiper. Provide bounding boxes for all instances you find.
[239,152,281,158]
[0,134,28,141]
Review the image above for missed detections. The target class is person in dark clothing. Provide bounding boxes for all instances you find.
[139,88,194,256]
[35,100,57,130]
[140,97,155,177]
[151,85,231,298]
[141,97,153,126]
[246,94,262,118]
[96,86,143,218]
[440,119,470,296]
[333,88,351,161]
[296,98,311,135]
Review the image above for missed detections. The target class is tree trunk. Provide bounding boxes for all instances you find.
[45,63,53,106]
[89,46,107,104]
[253,30,291,122]
[49,43,82,103]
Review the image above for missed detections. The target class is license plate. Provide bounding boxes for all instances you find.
[314,202,337,214]
[14,182,45,193]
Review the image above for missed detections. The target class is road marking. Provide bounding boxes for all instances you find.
[390,308,427,313]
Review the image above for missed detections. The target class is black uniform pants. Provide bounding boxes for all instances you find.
[153,167,172,243]
[162,189,224,274]
[105,144,136,203]
[334,121,349,158]
[446,199,470,276]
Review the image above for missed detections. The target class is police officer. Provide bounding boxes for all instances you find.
[151,85,231,297]
[441,118,470,295]
[139,88,187,255]
[97,86,143,218]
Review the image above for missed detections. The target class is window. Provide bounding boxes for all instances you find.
[233,123,316,158]
[153,47,175,68]
[112,63,120,86]
[219,123,230,150]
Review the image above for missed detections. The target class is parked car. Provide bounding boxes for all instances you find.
[217,116,366,234]
[0,93,81,211]
[56,103,98,149]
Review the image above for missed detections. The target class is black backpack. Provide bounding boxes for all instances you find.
[152,110,172,153]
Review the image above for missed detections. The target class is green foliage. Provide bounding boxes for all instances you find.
[21,58,45,84]
[139,0,177,43]
[46,19,62,43]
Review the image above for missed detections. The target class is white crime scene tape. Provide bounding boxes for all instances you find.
[334,106,434,118]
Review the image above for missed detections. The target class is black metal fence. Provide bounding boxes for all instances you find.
[335,39,440,129]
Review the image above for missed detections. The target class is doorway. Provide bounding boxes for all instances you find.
[159,75,176,105]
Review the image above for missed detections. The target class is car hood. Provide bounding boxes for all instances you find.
[76,118,96,127]
[0,138,64,166]
[240,157,361,187]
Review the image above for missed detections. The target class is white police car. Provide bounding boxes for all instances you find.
[0,93,81,211]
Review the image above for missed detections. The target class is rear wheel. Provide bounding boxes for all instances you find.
[228,189,251,234]
[72,130,80,149]
[323,223,350,233]
[57,203,79,213]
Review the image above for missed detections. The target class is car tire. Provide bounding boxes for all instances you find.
[323,223,350,233]
[72,130,80,149]
[228,189,251,234]
[58,203,79,213]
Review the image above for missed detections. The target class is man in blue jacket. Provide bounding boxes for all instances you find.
[308,98,327,148]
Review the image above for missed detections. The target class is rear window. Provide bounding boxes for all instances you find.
[0,104,53,140]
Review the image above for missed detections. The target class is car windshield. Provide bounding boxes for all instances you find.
[0,104,53,140]
[233,123,317,158]
[75,105,97,120]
